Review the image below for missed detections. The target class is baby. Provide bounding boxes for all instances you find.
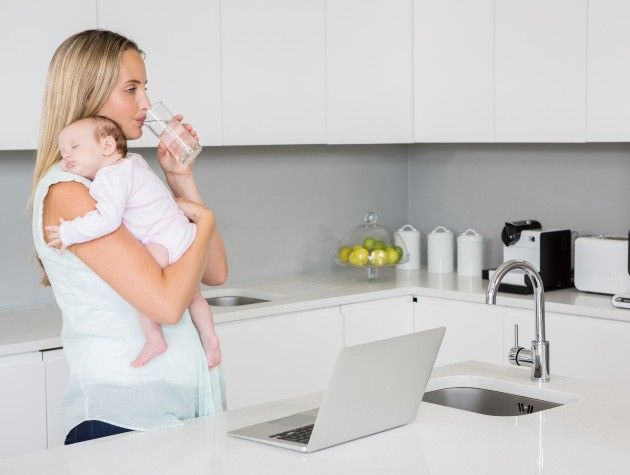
[46,115,221,369]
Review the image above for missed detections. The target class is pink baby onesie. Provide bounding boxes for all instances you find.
[58,153,196,264]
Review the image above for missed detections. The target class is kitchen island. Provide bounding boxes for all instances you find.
[3,267,630,459]
[2,361,629,474]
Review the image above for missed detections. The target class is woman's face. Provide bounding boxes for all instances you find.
[98,49,150,140]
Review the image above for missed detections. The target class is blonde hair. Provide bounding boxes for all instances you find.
[32,30,142,285]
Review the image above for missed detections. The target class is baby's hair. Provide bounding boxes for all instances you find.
[91,115,127,157]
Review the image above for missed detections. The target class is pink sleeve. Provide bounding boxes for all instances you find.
[58,169,131,246]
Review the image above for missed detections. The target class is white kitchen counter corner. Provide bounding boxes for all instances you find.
[2,268,629,357]
[2,361,629,474]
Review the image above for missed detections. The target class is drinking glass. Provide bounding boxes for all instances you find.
[144,102,201,166]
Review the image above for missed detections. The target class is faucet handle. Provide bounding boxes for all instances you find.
[509,323,524,365]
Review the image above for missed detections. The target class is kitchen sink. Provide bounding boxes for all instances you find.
[205,296,270,307]
[202,288,276,307]
[423,387,561,416]
[422,375,576,417]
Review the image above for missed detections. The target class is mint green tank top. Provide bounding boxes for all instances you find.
[32,157,225,434]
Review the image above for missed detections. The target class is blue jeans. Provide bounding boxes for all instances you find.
[64,420,133,445]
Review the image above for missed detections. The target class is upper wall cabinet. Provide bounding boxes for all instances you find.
[587,0,630,142]
[98,0,222,148]
[0,1,96,150]
[221,0,326,145]
[494,0,587,142]
[5,2,629,150]
[326,0,413,144]
[414,0,494,142]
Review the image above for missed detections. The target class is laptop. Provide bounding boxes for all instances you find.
[228,326,445,453]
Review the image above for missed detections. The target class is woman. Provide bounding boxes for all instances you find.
[31,29,227,444]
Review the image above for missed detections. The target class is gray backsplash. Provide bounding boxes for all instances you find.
[4,142,629,311]
[408,143,630,269]
[1,145,409,310]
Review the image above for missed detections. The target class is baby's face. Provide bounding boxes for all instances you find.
[58,120,106,180]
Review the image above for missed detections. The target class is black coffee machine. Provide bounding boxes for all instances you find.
[486,220,573,294]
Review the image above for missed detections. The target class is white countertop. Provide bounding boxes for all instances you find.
[2,268,629,357]
[2,361,629,474]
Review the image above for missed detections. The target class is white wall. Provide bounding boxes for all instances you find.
[8,142,629,310]
[2,144,409,310]
[408,143,630,268]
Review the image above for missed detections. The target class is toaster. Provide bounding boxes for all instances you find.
[574,235,630,295]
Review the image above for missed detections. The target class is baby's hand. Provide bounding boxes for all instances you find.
[45,218,67,253]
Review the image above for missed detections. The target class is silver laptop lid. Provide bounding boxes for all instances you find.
[307,327,445,452]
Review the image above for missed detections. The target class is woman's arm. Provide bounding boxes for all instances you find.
[155,123,228,286]
[43,181,214,325]
[203,230,228,286]
[53,172,131,247]
[165,172,228,286]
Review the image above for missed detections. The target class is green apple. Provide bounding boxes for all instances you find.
[373,240,385,251]
[363,237,376,251]
[370,249,388,266]
[394,245,404,258]
[349,247,369,265]
[337,246,352,263]
[385,247,400,264]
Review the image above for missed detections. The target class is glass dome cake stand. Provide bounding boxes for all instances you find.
[335,211,408,282]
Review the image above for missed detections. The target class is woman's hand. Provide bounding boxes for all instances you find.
[156,114,199,176]
[175,197,211,224]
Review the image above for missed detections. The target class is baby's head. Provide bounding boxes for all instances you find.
[58,116,127,179]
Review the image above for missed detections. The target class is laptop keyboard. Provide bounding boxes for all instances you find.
[269,424,314,444]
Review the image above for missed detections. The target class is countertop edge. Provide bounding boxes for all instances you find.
[2,270,630,356]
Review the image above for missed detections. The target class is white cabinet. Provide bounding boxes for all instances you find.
[215,307,343,410]
[97,0,222,147]
[0,1,96,150]
[586,0,630,141]
[42,349,70,449]
[414,297,504,367]
[413,0,494,142]
[326,0,413,144]
[341,296,414,347]
[221,0,326,145]
[0,352,46,458]
[494,0,587,142]
[505,308,630,385]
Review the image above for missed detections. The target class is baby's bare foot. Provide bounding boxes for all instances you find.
[199,331,222,369]
[131,339,167,367]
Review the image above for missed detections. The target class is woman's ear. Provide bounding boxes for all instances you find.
[102,136,117,156]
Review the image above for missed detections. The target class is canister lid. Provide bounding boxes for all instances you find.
[457,228,483,242]
[428,226,453,240]
[398,224,419,234]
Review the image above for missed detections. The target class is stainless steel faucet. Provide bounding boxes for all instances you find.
[486,259,550,382]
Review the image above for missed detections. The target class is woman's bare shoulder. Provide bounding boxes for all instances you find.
[45,180,95,219]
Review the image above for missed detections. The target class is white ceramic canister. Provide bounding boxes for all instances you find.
[427,226,454,273]
[396,224,421,270]
[457,229,484,277]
